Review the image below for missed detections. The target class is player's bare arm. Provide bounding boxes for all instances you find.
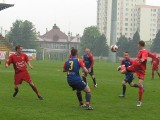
[27,61,33,69]
[83,67,89,74]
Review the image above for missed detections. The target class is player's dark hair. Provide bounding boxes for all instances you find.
[139,41,145,47]
[124,51,128,54]
[71,49,78,56]
[15,45,22,51]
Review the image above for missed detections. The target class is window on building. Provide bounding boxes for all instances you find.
[153,9,156,12]
[125,18,128,21]
[125,23,128,26]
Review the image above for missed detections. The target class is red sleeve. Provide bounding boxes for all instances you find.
[79,59,85,68]
[89,54,94,68]
[63,62,66,69]
[24,54,29,62]
[148,52,156,60]
[5,55,13,66]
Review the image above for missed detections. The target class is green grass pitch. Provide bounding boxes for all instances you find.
[0,60,160,120]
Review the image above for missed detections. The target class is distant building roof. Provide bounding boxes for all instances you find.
[38,24,80,43]
[39,24,68,42]
[0,3,14,11]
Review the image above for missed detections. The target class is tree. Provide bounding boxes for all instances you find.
[116,35,129,57]
[80,26,101,55]
[150,30,160,53]
[95,34,109,56]
[128,31,140,57]
[6,20,38,49]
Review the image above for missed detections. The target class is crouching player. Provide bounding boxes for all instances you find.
[119,52,139,97]
[63,48,93,110]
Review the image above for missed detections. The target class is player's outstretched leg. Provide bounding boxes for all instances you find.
[76,91,85,107]
[119,81,126,97]
[90,74,97,88]
[92,77,97,88]
[29,82,43,100]
[137,80,144,107]
[130,82,139,88]
[84,86,93,110]
[13,86,19,97]
[119,84,126,97]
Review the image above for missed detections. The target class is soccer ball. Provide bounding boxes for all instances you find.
[111,45,118,52]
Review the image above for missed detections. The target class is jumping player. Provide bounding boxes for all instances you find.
[82,48,97,88]
[118,41,155,107]
[151,53,160,80]
[5,45,43,100]
[119,52,139,97]
[63,48,93,110]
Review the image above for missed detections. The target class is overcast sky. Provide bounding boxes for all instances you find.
[1,0,160,36]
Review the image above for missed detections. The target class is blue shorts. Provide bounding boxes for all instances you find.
[82,67,94,76]
[124,73,134,84]
[69,81,87,91]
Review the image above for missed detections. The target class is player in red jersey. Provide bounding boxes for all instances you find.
[118,41,155,107]
[5,45,43,100]
[151,53,160,80]
[82,48,97,88]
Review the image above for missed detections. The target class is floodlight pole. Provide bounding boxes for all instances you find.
[109,0,117,63]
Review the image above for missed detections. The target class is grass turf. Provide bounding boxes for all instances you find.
[0,60,160,120]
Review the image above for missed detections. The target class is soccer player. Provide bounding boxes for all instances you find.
[5,45,43,100]
[150,53,160,80]
[63,48,93,110]
[82,48,97,88]
[119,52,139,97]
[118,41,155,107]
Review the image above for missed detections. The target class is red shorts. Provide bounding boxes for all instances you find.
[14,71,32,85]
[127,64,145,80]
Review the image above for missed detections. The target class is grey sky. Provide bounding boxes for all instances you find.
[0,0,160,36]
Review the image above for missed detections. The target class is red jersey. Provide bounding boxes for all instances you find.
[151,57,159,70]
[5,53,29,73]
[135,49,148,71]
[83,53,94,68]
